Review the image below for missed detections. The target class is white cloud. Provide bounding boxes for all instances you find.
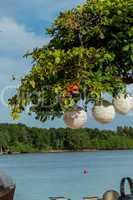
[0,57,32,78]
[0,17,50,93]
[0,17,50,114]
[0,17,50,56]
[0,57,29,104]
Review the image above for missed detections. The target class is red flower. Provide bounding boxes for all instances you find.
[67,84,79,94]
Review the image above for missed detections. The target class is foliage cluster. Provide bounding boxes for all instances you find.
[0,124,133,153]
[9,0,133,121]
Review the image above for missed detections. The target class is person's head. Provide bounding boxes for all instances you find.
[103,190,119,200]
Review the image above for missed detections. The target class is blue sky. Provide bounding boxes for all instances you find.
[0,0,133,129]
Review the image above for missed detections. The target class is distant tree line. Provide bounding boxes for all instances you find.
[0,124,133,154]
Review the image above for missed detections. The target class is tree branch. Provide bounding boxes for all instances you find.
[122,76,133,84]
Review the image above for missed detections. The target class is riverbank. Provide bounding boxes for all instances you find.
[0,149,98,155]
[1,148,133,155]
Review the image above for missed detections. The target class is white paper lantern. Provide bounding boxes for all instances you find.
[92,100,115,124]
[63,107,87,129]
[130,97,133,110]
[113,93,132,115]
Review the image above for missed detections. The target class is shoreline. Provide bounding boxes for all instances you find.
[1,148,133,155]
[0,149,98,155]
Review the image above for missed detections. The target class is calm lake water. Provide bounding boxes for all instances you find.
[0,151,133,200]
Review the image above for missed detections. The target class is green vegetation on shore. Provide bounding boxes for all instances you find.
[0,124,133,154]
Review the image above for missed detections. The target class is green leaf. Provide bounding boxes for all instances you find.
[55,57,61,64]
[123,45,130,51]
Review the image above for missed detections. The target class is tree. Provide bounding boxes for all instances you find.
[9,0,133,122]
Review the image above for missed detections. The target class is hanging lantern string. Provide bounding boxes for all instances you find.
[77,93,86,109]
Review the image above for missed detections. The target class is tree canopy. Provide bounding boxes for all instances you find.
[1,123,133,153]
[9,0,133,122]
